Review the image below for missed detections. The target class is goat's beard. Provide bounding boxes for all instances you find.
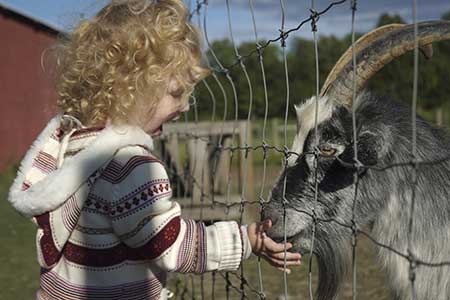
[294,227,351,300]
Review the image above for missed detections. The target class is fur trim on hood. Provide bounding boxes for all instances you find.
[8,114,154,218]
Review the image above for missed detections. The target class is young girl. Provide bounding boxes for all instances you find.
[8,0,301,299]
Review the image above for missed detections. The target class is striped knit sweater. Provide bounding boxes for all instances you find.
[8,115,252,300]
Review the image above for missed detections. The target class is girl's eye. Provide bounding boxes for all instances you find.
[319,145,337,157]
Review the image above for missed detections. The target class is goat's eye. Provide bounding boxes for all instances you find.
[319,145,337,157]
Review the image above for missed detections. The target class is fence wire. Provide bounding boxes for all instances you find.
[159,0,450,299]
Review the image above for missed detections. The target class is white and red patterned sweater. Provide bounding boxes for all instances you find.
[8,115,251,300]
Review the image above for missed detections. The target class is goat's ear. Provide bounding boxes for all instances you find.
[340,131,384,167]
[355,132,380,166]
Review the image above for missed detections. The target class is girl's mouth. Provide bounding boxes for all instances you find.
[150,113,181,136]
[151,124,163,136]
[170,112,181,121]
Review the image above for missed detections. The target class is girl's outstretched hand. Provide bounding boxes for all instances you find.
[247,219,302,274]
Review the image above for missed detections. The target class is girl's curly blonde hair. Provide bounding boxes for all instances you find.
[54,0,210,127]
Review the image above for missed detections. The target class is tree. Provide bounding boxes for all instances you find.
[368,13,450,109]
[194,12,450,121]
[376,13,406,26]
[442,10,450,21]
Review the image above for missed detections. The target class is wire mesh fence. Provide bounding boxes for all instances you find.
[156,0,450,299]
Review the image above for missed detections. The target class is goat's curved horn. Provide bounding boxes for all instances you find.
[322,20,450,107]
[320,23,405,97]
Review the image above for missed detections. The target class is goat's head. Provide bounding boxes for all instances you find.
[265,21,450,300]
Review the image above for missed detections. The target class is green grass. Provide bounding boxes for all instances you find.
[250,118,297,166]
[166,236,390,300]
[0,166,40,299]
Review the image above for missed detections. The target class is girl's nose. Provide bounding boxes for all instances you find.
[180,103,190,113]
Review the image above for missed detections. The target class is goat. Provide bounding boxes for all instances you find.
[264,21,450,300]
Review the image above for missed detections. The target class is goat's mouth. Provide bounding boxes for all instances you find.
[272,235,296,244]
[271,233,310,254]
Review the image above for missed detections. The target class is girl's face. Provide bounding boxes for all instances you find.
[142,78,190,136]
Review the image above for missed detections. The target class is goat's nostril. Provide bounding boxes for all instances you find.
[261,208,279,228]
[272,236,284,243]
[270,216,278,227]
[263,215,278,227]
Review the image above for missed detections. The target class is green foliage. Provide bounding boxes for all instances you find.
[376,13,406,26]
[195,11,450,122]
[442,11,450,21]
[369,12,450,110]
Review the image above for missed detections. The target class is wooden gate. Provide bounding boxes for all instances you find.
[155,121,254,221]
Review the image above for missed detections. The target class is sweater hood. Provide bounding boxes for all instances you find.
[8,114,154,218]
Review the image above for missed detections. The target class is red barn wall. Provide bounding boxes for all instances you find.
[0,8,59,170]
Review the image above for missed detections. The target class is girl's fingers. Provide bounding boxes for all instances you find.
[263,237,292,253]
[270,258,301,267]
[266,251,301,261]
[262,254,302,267]
[263,255,293,270]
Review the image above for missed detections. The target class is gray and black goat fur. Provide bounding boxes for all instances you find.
[265,92,450,300]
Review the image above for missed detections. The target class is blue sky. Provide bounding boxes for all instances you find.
[2,0,449,45]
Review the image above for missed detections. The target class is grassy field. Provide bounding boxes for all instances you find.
[0,167,40,299]
[166,236,391,300]
[0,163,392,300]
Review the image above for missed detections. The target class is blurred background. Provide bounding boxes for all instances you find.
[1,0,449,299]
